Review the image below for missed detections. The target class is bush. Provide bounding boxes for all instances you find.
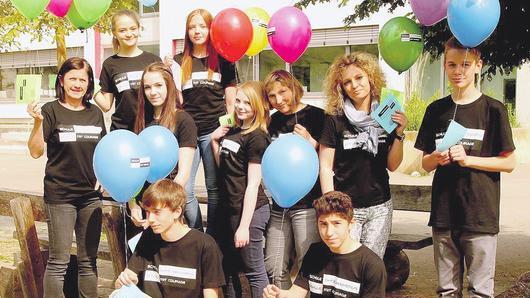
[404,92,438,131]
[506,103,520,128]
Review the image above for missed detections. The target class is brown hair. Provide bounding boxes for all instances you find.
[134,62,182,134]
[181,9,219,83]
[111,10,141,53]
[444,37,481,62]
[323,52,386,116]
[55,57,94,107]
[235,81,270,134]
[313,191,354,222]
[263,70,304,114]
[141,179,186,218]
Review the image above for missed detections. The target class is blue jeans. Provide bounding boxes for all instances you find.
[43,198,102,298]
[222,205,270,298]
[264,208,320,289]
[185,132,220,234]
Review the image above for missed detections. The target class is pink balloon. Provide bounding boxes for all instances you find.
[267,6,311,64]
[410,0,449,26]
[47,0,73,18]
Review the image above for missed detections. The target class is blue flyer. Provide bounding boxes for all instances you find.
[372,96,402,134]
[436,120,467,152]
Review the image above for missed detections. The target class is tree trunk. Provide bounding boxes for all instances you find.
[55,26,66,70]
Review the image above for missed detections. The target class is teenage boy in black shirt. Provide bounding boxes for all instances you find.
[115,179,225,298]
[414,37,516,297]
[263,191,386,298]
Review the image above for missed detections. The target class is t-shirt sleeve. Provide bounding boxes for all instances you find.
[41,103,54,143]
[308,107,326,141]
[175,112,198,148]
[414,103,435,153]
[201,235,226,288]
[98,62,114,94]
[494,103,516,155]
[246,131,269,163]
[319,114,338,148]
[361,253,387,298]
[220,57,237,88]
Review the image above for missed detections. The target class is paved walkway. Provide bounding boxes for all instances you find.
[1,151,529,296]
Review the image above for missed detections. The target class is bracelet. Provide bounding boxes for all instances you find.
[395,133,405,142]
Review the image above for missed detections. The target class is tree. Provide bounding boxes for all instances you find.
[296,0,530,77]
[0,0,138,68]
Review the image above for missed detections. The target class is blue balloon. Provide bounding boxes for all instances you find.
[93,130,150,203]
[139,0,157,7]
[447,0,500,48]
[262,134,319,208]
[138,125,179,183]
[112,284,147,297]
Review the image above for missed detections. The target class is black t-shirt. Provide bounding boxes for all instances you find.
[414,95,515,234]
[294,242,386,298]
[42,100,106,204]
[99,51,161,131]
[147,110,198,180]
[319,114,393,208]
[218,128,270,215]
[268,105,325,210]
[173,53,237,136]
[128,228,225,298]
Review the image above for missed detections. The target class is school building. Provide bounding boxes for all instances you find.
[1,0,529,153]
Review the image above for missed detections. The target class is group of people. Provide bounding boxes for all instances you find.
[26,7,516,298]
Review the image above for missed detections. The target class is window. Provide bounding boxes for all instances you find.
[504,79,516,106]
[291,46,345,92]
[139,2,159,15]
[0,66,57,102]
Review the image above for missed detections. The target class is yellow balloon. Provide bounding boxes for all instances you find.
[244,7,270,57]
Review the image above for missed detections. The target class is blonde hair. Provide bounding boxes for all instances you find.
[111,10,141,53]
[324,52,386,115]
[444,37,481,63]
[263,70,304,114]
[141,179,186,220]
[235,81,270,134]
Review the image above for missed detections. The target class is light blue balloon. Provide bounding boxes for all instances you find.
[447,0,500,48]
[93,130,150,203]
[262,134,319,208]
[112,284,147,297]
[139,0,157,7]
[138,125,179,183]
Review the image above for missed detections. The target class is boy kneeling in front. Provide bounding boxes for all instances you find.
[115,179,225,298]
[264,191,386,298]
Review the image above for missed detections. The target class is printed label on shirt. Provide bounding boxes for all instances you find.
[130,157,151,168]
[182,71,222,90]
[144,268,160,283]
[435,128,485,152]
[309,280,324,294]
[57,125,102,143]
[59,132,76,142]
[463,128,485,141]
[221,139,241,153]
[114,71,143,92]
[159,265,196,280]
[322,274,361,294]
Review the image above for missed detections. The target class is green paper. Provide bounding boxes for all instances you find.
[16,75,42,104]
[219,113,236,127]
[48,74,57,90]
[380,87,405,108]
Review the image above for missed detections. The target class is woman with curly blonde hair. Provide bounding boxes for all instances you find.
[318,51,408,258]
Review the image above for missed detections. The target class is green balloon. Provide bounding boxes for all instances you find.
[10,0,49,20]
[73,0,111,22]
[379,17,424,73]
[67,1,98,30]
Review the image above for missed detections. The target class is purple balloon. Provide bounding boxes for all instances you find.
[410,0,449,26]
[267,6,311,64]
[47,0,73,18]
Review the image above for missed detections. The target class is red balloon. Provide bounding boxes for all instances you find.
[210,8,253,63]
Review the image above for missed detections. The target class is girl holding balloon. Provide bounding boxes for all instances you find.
[27,57,106,298]
[210,81,270,297]
[128,62,198,228]
[319,52,408,259]
[167,8,237,234]
[95,9,161,131]
[262,70,324,289]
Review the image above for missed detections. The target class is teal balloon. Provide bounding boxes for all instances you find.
[67,1,97,29]
[73,0,111,22]
[10,0,49,20]
[379,17,424,73]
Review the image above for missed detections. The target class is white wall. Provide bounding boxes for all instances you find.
[516,63,530,127]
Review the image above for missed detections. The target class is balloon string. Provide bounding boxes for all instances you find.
[271,209,287,287]
[245,56,252,82]
[121,203,129,266]
[288,63,299,125]
[452,49,469,121]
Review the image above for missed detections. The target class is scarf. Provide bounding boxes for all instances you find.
[343,99,385,156]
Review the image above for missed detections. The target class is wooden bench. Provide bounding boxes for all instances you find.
[385,184,433,290]
[0,190,126,297]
